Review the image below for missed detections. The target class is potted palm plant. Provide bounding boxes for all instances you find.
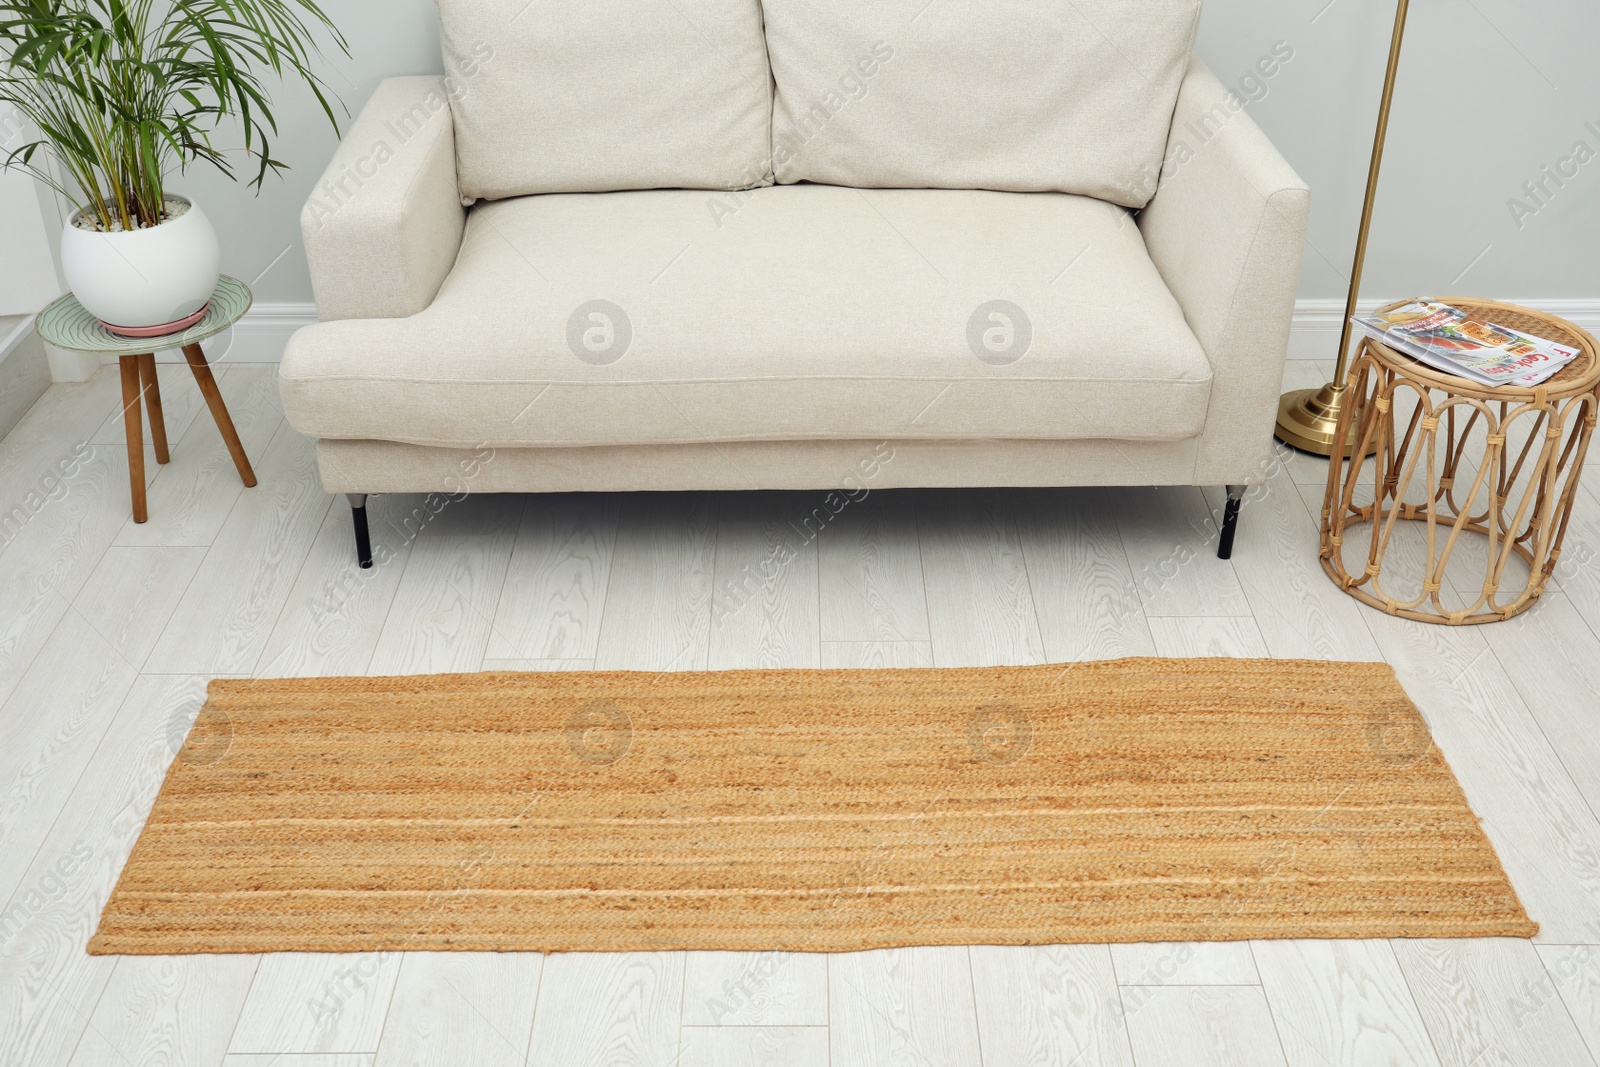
[1,0,346,336]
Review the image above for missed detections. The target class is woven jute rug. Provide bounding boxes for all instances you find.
[90,658,1534,954]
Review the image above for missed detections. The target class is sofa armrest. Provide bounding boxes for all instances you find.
[1138,57,1311,484]
[300,76,466,321]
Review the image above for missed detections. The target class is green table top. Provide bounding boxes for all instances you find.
[37,275,252,354]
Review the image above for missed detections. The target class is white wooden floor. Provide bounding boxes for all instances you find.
[4,358,1600,1066]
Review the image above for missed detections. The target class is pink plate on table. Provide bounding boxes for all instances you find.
[99,303,209,338]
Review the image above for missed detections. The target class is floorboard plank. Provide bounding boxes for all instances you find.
[0,370,120,544]
[829,947,982,1067]
[1479,588,1600,830]
[229,952,403,1055]
[819,641,934,668]
[0,611,139,909]
[1394,938,1596,1067]
[1113,486,1252,618]
[523,952,684,1067]
[1535,943,1600,1064]
[366,497,519,676]
[488,494,618,661]
[918,489,1046,667]
[682,951,827,1027]
[1120,986,1289,1067]
[225,1056,373,1067]
[1252,939,1441,1067]
[255,495,419,679]
[594,494,717,672]
[0,674,208,1067]
[1549,482,1600,636]
[708,493,821,671]
[1111,943,1258,986]
[0,441,136,707]
[970,944,1135,1067]
[1213,468,1384,661]
[1015,487,1157,663]
[0,935,111,1067]
[816,490,930,645]
[143,423,332,675]
[72,546,206,670]
[1147,617,1270,658]
[679,1025,828,1067]
[372,952,541,1067]
[479,658,594,672]
[66,954,258,1066]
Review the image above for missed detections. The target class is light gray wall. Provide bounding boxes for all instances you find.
[1197,0,1600,305]
[176,0,1599,312]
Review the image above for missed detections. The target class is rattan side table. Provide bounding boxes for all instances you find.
[1319,297,1599,624]
[37,275,258,523]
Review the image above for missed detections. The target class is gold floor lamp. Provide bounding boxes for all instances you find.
[1276,0,1411,454]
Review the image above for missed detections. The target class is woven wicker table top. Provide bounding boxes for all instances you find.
[37,275,252,354]
[1364,296,1599,397]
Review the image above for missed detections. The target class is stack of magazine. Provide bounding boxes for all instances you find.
[1353,300,1578,387]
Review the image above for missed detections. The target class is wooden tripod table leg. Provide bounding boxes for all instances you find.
[136,352,170,464]
[119,355,147,523]
[181,343,257,488]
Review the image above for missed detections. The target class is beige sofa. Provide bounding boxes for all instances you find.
[281,0,1310,567]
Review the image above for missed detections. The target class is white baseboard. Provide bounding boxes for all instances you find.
[1287,298,1600,360]
[69,297,1600,367]
[218,302,321,363]
[0,315,52,437]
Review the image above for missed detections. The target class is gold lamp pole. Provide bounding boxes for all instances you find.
[1276,0,1411,455]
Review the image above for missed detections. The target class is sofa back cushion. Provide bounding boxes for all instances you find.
[437,0,773,199]
[761,0,1201,207]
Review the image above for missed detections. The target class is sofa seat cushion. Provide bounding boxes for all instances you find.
[280,185,1212,450]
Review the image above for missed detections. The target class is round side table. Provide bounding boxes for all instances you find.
[1319,297,1599,624]
[37,275,258,523]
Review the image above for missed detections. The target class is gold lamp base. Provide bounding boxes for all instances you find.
[1275,381,1374,457]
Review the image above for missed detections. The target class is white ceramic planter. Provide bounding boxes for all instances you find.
[60,195,220,335]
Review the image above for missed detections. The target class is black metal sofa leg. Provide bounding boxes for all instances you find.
[1216,484,1245,560]
[348,493,373,568]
